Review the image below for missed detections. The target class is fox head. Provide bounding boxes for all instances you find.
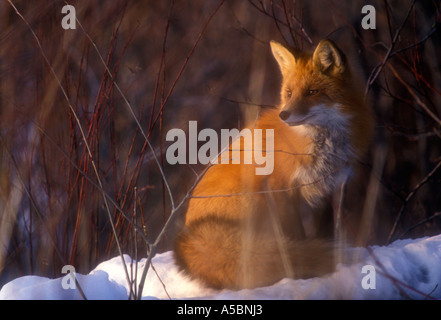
[270,39,356,129]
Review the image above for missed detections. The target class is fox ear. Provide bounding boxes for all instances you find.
[270,41,296,77]
[313,39,346,75]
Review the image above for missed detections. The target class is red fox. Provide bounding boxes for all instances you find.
[174,39,373,289]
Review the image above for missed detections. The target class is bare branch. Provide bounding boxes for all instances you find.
[388,159,441,243]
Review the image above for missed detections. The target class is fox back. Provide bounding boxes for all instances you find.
[174,39,373,289]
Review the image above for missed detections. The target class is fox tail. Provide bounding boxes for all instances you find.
[174,216,336,289]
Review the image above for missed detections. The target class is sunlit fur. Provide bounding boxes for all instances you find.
[174,39,374,289]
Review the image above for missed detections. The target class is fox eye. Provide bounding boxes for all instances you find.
[307,89,319,96]
[286,88,292,98]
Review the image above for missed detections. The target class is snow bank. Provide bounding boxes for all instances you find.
[1,235,440,300]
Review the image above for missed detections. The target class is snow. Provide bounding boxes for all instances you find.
[1,235,440,300]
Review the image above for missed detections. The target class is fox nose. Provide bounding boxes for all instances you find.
[279,110,290,121]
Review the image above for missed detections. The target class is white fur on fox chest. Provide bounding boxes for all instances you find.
[289,104,354,206]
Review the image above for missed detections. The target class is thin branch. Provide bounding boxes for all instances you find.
[7,0,130,299]
[280,0,297,47]
[136,0,227,299]
[398,211,441,239]
[149,0,227,131]
[31,120,150,245]
[0,133,89,299]
[387,63,441,127]
[136,161,215,299]
[366,246,436,300]
[390,25,437,58]
[388,159,441,243]
[190,162,349,199]
[365,0,417,96]
[69,3,176,211]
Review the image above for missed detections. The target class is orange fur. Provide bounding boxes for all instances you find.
[174,39,373,289]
